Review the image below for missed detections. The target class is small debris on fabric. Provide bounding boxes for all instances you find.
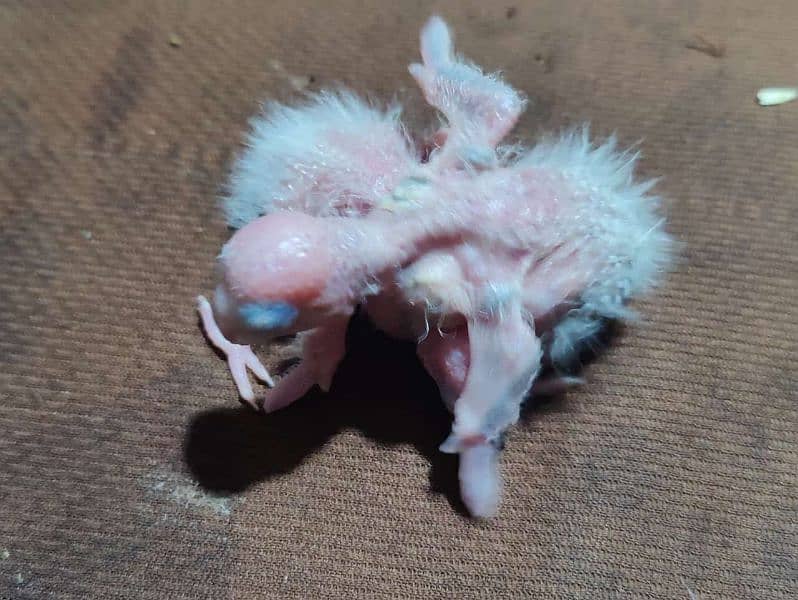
[80,229,92,240]
[168,33,182,48]
[681,578,700,599]
[0,549,9,560]
[756,87,798,106]
[288,75,311,91]
[533,52,554,73]
[685,34,725,58]
[268,59,312,92]
[144,465,234,517]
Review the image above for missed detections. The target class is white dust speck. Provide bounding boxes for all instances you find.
[268,59,312,92]
[757,87,798,106]
[1,549,9,560]
[80,230,92,240]
[288,75,311,91]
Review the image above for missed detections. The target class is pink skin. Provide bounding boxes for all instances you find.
[196,16,669,518]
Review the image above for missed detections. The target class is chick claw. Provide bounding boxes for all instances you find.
[197,295,274,409]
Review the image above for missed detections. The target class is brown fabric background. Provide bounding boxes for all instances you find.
[1,1,796,598]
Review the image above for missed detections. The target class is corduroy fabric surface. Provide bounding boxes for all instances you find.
[1,1,796,598]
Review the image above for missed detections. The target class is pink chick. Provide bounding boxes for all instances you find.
[197,16,673,518]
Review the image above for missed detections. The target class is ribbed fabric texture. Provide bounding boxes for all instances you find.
[1,2,795,598]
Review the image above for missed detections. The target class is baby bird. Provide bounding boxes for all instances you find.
[197,16,673,518]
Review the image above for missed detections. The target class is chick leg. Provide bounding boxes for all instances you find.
[261,318,348,413]
[197,295,273,409]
